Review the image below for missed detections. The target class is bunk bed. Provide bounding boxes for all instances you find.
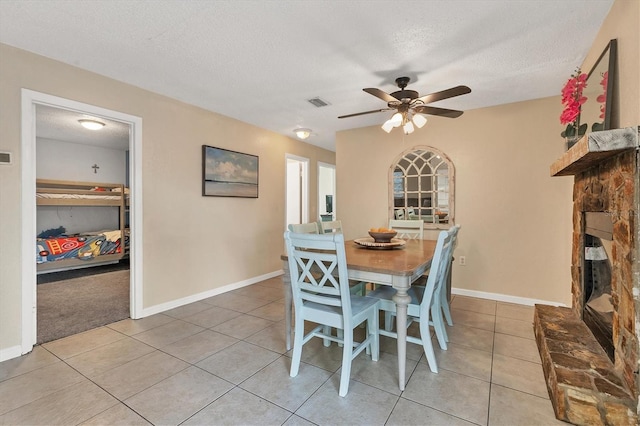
[35,179,128,273]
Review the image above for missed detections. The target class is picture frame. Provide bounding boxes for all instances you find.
[202,145,259,198]
[579,39,617,133]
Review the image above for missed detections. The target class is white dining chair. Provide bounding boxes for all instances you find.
[394,209,405,220]
[319,219,342,234]
[407,207,419,220]
[367,226,456,373]
[389,219,424,240]
[288,222,320,234]
[284,231,380,397]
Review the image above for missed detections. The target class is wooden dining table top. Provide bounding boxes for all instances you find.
[344,238,438,276]
[281,238,438,277]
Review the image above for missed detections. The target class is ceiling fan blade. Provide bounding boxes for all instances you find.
[363,88,398,103]
[414,85,471,105]
[338,108,393,119]
[413,105,464,118]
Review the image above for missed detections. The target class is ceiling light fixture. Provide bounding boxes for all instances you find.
[381,111,427,135]
[294,128,311,140]
[78,119,105,130]
[412,113,428,128]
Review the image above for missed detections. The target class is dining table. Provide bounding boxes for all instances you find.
[281,237,438,391]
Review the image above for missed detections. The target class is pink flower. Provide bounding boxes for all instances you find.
[560,68,588,126]
[596,71,608,119]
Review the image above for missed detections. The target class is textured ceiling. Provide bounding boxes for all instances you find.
[0,0,614,151]
[36,105,130,150]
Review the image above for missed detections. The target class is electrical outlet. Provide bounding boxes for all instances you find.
[459,256,466,266]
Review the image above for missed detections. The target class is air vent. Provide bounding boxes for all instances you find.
[0,151,11,165]
[307,97,330,108]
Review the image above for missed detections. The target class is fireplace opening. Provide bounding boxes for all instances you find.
[582,212,614,361]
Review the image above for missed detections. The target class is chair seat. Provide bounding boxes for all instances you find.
[367,286,422,318]
[303,295,379,329]
[304,295,379,316]
[369,285,446,346]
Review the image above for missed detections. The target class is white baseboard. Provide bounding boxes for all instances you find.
[0,345,24,363]
[451,287,567,307]
[140,270,284,318]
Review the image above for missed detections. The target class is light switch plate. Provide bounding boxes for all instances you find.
[0,151,11,165]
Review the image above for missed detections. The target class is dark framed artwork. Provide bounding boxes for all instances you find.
[580,39,617,132]
[202,145,259,198]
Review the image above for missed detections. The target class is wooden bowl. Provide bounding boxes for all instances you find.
[368,230,397,243]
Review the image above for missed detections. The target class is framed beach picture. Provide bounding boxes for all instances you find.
[202,145,259,198]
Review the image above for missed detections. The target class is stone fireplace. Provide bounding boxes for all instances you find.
[534,127,639,425]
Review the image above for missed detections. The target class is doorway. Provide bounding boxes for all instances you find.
[20,90,143,354]
[318,162,336,222]
[285,155,309,227]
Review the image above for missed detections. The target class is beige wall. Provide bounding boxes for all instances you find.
[337,0,638,305]
[582,0,639,129]
[337,97,574,304]
[0,44,334,354]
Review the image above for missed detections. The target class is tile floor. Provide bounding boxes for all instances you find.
[0,277,564,425]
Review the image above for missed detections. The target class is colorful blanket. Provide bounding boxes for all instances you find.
[36,231,124,264]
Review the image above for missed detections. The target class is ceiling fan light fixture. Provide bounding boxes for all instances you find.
[294,128,311,140]
[403,121,414,135]
[412,113,427,128]
[78,119,105,130]
[390,112,403,127]
[381,120,395,133]
[338,77,470,137]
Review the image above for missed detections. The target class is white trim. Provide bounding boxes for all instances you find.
[285,154,309,225]
[20,93,37,354]
[451,287,567,307]
[20,89,143,356]
[139,270,283,317]
[129,115,144,318]
[0,345,23,363]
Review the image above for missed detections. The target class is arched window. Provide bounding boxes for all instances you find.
[389,146,455,229]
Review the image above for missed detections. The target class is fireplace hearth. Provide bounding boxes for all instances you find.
[536,127,639,425]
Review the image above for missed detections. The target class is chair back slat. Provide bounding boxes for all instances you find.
[389,219,424,239]
[418,226,457,318]
[441,225,460,290]
[319,219,343,234]
[288,222,320,234]
[285,231,353,318]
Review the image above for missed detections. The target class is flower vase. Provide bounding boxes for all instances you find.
[565,135,580,150]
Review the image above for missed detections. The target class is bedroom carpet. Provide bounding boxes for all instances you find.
[37,269,130,344]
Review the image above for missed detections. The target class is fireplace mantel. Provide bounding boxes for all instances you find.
[550,127,639,176]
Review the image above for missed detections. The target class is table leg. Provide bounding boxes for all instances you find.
[282,261,292,351]
[391,282,411,391]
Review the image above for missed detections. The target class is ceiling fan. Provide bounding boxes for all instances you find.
[338,77,471,134]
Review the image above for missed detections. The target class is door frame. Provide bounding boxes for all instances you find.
[20,89,144,354]
[285,154,309,227]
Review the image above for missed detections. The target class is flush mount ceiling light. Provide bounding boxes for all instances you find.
[78,119,105,130]
[294,128,312,140]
